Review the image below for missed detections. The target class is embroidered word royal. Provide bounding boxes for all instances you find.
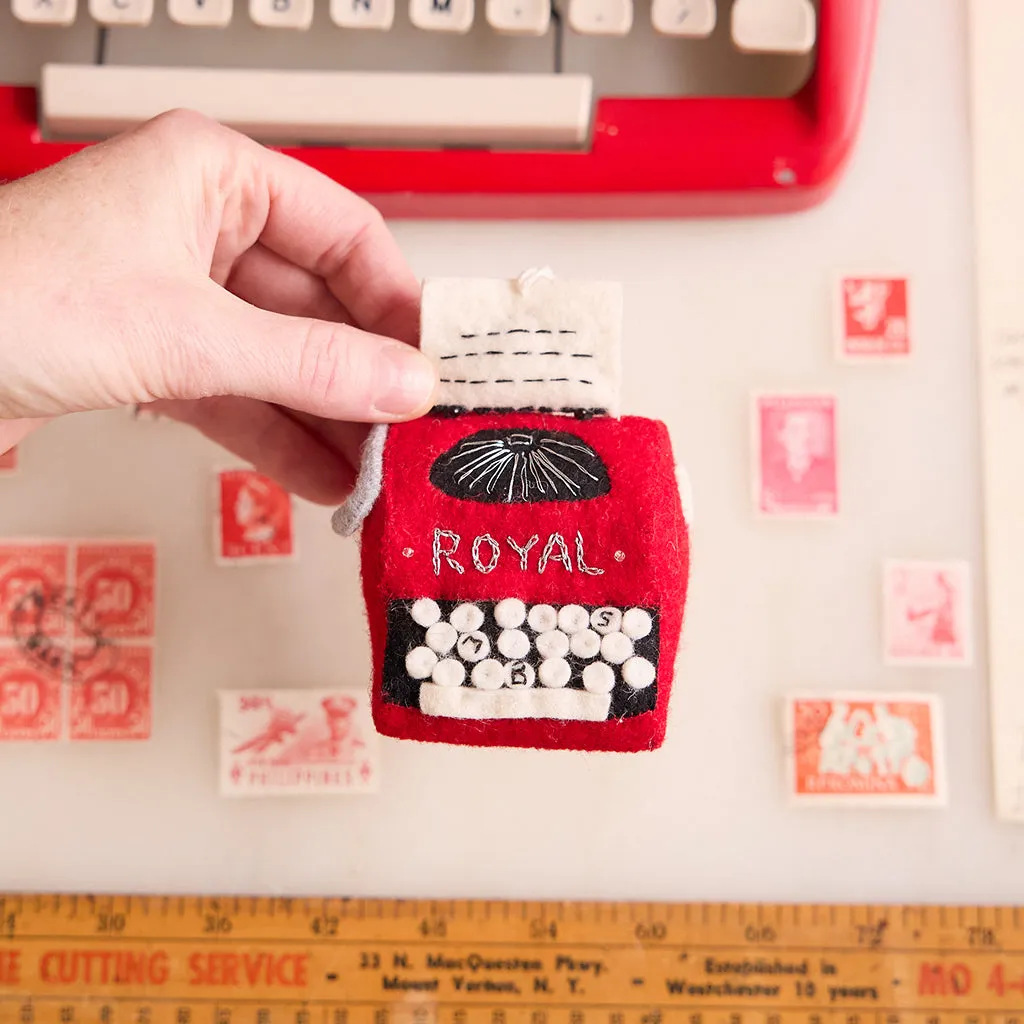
[432,529,604,576]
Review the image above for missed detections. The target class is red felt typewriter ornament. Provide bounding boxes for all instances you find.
[333,269,691,752]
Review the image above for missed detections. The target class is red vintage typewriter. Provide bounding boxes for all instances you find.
[0,0,877,217]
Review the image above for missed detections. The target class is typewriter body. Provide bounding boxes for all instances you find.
[0,0,878,217]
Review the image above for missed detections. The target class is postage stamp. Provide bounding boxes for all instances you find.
[219,689,378,796]
[0,645,62,741]
[836,275,911,359]
[0,541,70,642]
[74,541,156,640]
[69,645,152,740]
[753,394,838,516]
[882,559,972,666]
[784,693,946,806]
[216,469,295,564]
[0,448,17,473]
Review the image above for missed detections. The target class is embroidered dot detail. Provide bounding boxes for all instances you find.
[536,629,569,660]
[405,646,437,680]
[425,621,457,654]
[432,658,466,688]
[622,608,653,640]
[410,598,441,628]
[614,550,626,562]
[504,660,536,689]
[402,547,414,558]
[457,631,491,662]
[497,628,530,660]
[570,629,601,660]
[494,598,527,629]
[450,602,484,633]
[557,604,589,634]
[590,606,623,635]
[527,604,558,633]
[601,631,634,665]
[539,658,572,688]
[471,659,504,690]
[583,661,615,694]
[622,656,656,690]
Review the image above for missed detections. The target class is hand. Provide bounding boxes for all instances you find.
[0,109,437,503]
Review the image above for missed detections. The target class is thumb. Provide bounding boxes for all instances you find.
[171,287,437,421]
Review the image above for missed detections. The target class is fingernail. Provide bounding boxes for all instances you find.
[373,344,436,417]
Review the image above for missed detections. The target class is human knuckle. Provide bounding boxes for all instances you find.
[297,321,363,409]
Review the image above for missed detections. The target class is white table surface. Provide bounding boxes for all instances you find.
[2,0,1014,905]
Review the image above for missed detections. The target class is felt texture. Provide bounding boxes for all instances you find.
[332,424,388,537]
[358,410,689,752]
[420,276,623,417]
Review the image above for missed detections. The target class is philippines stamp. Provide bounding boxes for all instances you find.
[0,645,62,741]
[216,469,295,564]
[74,541,156,640]
[836,274,911,359]
[69,645,152,740]
[753,394,838,516]
[219,689,378,796]
[882,559,972,666]
[784,693,946,806]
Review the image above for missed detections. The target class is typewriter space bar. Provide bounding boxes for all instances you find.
[41,65,594,148]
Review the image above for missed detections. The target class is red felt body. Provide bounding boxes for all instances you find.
[359,411,690,752]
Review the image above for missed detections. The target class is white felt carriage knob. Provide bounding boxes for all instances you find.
[528,604,558,633]
[432,658,466,687]
[494,598,527,629]
[570,628,601,660]
[450,602,485,633]
[590,606,622,635]
[730,0,815,54]
[486,0,549,34]
[406,646,438,679]
[568,0,631,34]
[601,631,634,665]
[583,661,615,694]
[504,661,536,688]
[539,658,572,688]
[426,621,458,654]
[651,0,715,37]
[557,604,590,634]
[622,608,653,640]
[457,631,491,662]
[536,629,570,659]
[471,659,505,690]
[497,629,531,660]
[622,656,656,690]
[411,598,442,628]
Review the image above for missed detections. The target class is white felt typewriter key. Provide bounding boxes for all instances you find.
[410,0,473,32]
[651,0,714,36]
[432,658,466,687]
[426,621,458,654]
[450,602,485,634]
[13,0,77,25]
[601,631,633,665]
[471,659,504,690]
[590,606,622,635]
[457,631,491,662]
[249,0,313,29]
[730,0,815,54]
[485,0,548,34]
[527,603,558,633]
[568,0,631,36]
[557,604,589,634]
[504,661,536,688]
[494,598,527,629]
[539,657,571,688]
[331,0,393,27]
[89,0,153,25]
[570,628,601,660]
[536,629,570,660]
[583,661,615,694]
[621,607,653,640]
[406,646,438,680]
[168,0,232,25]
[497,629,530,660]
[622,656,655,690]
[411,598,442,628]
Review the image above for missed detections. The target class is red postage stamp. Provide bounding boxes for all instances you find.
[0,541,70,641]
[882,559,972,666]
[836,275,910,359]
[219,689,378,795]
[69,645,152,740]
[785,693,946,806]
[753,394,838,516]
[0,448,17,473]
[74,541,156,640]
[0,646,62,741]
[216,469,295,564]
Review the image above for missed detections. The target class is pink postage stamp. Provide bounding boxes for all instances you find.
[216,469,295,564]
[785,693,946,806]
[753,394,838,516]
[836,275,910,359]
[0,541,70,641]
[69,645,152,740]
[0,646,62,741]
[882,559,972,666]
[0,448,17,473]
[219,689,378,796]
[74,541,156,640]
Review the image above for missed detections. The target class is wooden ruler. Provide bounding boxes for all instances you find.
[2,897,1024,1024]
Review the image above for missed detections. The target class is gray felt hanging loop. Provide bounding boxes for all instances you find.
[331,422,389,537]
